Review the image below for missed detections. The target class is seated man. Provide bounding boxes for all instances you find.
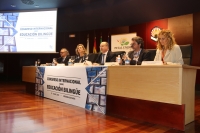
[94,42,116,65]
[127,36,151,65]
[56,48,70,65]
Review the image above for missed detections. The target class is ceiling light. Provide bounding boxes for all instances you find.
[35,5,39,8]
[69,34,75,38]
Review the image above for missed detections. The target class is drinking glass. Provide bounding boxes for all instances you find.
[37,59,41,66]
[133,54,139,65]
[71,56,75,63]
[53,58,57,64]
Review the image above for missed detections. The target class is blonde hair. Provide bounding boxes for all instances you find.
[75,44,87,55]
[156,29,177,50]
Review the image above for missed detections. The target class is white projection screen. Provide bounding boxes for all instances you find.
[0,9,57,53]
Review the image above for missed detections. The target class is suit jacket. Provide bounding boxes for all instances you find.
[57,56,70,66]
[95,51,116,64]
[128,49,151,65]
[74,54,88,63]
[154,45,184,65]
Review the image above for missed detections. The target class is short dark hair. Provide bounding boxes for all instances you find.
[132,36,144,48]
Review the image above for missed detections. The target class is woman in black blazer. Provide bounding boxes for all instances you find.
[74,44,88,63]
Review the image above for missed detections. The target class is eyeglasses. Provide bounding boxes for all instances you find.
[60,52,65,54]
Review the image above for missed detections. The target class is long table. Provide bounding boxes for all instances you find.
[22,65,200,131]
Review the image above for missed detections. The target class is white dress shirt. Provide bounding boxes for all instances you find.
[101,51,108,64]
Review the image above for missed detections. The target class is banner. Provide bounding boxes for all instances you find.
[35,66,107,114]
[111,33,137,54]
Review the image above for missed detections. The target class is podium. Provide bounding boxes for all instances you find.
[106,65,200,130]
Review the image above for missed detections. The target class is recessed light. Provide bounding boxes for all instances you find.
[11,4,16,7]
[69,34,75,38]
[35,5,39,8]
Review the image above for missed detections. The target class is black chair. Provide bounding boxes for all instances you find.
[147,49,157,61]
[179,44,192,65]
[112,51,126,58]
[87,53,99,63]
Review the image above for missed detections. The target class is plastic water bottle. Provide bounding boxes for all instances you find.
[125,58,130,65]
[117,55,121,64]
[68,59,73,66]
[52,62,55,66]
[35,61,38,66]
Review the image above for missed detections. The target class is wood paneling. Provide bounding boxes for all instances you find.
[107,65,183,104]
[182,68,196,124]
[107,65,200,126]
[107,95,185,131]
[22,66,36,83]
[168,14,193,45]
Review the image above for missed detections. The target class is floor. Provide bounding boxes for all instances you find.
[0,82,200,133]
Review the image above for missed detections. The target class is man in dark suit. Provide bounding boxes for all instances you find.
[56,48,70,65]
[94,42,116,65]
[127,36,151,65]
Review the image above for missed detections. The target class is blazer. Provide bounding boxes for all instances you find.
[74,54,88,63]
[128,49,151,65]
[154,45,184,65]
[57,56,70,66]
[95,51,116,64]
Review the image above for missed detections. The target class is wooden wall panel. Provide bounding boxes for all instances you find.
[107,95,185,131]
[168,14,193,45]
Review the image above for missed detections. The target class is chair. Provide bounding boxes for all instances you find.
[87,53,99,63]
[112,51,126,58]
[179,44,192,65]
[147,49,157,61]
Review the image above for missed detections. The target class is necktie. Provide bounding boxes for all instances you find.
[62,58,65,63]
[101,54,105,65]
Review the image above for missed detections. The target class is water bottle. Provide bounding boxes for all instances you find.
[68,59,73,66]
[35,61,38,66]
[125,58,130,65]
[117,55,121,64]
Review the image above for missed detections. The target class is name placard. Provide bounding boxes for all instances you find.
[141,61,163,65]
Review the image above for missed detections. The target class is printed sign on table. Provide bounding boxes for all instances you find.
[35,66,107,114]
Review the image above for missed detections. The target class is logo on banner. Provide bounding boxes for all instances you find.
[117,38,129,46]
[113,38,131,51]
[151,26,161,41]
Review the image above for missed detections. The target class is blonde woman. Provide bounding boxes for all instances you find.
[154,29,184,65]
[74,44,88,63]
